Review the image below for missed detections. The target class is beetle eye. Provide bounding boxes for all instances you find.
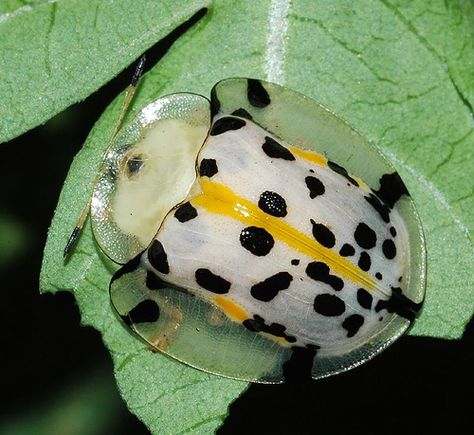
[126,154,145,177]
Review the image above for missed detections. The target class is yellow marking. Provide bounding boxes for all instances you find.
[194,179,377,291]
[214,296,290,346]
[353,176,370,191]
[261,333,291,346]
[290,145,371,192]
[214,296,249,321]
[289,146,327,167]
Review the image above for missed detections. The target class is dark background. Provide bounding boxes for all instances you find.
[1,16,472,434]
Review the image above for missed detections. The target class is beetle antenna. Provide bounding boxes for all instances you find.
[63,55,146,259]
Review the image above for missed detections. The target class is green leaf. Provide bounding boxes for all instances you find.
[0,0,209,143]
[38,0,473,433]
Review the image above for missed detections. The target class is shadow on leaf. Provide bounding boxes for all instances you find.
[220,316,473,434]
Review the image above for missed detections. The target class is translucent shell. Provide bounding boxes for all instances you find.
[91,93,210,264]
[91,79,426,383]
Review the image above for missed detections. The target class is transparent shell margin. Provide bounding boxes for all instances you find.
[91,93,210,264]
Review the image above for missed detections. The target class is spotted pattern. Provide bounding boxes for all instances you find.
[199,158,218,178]
[210,86,220,118]
[243,314,296,343]
[174,202,198,223]
[258,191,287,217]
[382,239,397,259]
[310,220,336,248]
[328,161,358,186]
[306,262,344,291]
[305,175,325,198]
[148,240,169,274]
[376,172,409,208]
[210,116,246,136]
[231,108,253,120]
[354,222,377,249]
[247,79,271,107]
[364,193,390,223]
[358,251,371,271]
[240,226,274,256]
[342,314,364,337]
[262,136,295,161]
[250,272,293,302]
[313,293,345,316]
[195,268,231,294]
[146,272,166,290]
[122,299,160,326]
[375,287,422,322]
[339,243,355,257]
[108,78,423,384]
[357,288,373,310]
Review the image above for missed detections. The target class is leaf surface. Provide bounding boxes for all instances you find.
[0,0,209,142]
[39,0,474,433]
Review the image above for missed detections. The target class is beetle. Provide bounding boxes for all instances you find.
[66,64,425,383]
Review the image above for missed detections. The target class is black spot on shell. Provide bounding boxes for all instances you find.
[375,272,383,280]
[339,243,355,257]
[199,158,218,178]
[354,222,377,249]
[375,172,409,208]
[210,116,246,136]
[291,259,300,266]
[328,161,359,186]
[310,220,336,248]
[148,240,169,274]
[342,314,364,337]
[306,262,344,291]
[243,315,296,343]
[146,272,167,290]
[123,300,160,326]
[314,293,346,316]
[305,176,325,198]
[375,287,422,322]
[240,226,274,256]
[358,251,371,271]
[195,268,231,294]
[231,107,253,120]
[262,136,295,160]
[364,193,391,223]
[250,272,293,302]
[258,191,288,217]
[357,288,373,310]
[247,79,271,107]
[111,253,142,283]
[283,346,318,382]
[382,239,397,259]
[174,202,198,223]
[390,226,397,237]
[210,86,220,118]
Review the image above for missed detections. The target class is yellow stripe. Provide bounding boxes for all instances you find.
[194,179,377,291]
[290,145,370,191]
[289,146,327,166]
[213,296,249,321]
